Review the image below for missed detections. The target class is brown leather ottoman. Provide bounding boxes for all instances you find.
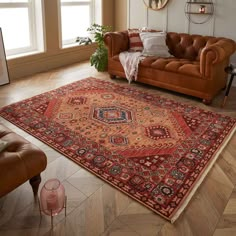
[0,123,47,198]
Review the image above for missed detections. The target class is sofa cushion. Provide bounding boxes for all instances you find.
[140,57,201,77]
[140,32,172,57]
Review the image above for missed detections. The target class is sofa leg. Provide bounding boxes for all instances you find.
[202,99,212,105]
[110,74,116,79]
[29,174,41,197]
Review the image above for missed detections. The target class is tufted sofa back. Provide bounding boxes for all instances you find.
[105,30,236,63]
[166,32,226,61]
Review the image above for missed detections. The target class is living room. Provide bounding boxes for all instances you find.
[0,0,236,236]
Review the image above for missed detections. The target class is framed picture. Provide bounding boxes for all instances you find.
[0,28,10,86]
[143,0,169,10]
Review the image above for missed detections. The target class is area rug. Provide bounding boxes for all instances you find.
[0,77,235,222]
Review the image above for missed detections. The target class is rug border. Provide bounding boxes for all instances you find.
[170,123,236,223]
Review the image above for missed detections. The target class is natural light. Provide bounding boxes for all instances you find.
[0,7,30,50]
[0,0,96,56]
[61,6,90,42]
[0,0,44,57]
[60,0,93,46]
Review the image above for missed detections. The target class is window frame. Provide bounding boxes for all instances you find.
[0,0,38,56]
[59,0,95,47]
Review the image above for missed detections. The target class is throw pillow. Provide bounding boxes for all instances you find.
[128,29,143,52]
[139,32,172,57]
[128,28,160,52]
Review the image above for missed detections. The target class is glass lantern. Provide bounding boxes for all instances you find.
[39,179,66,227]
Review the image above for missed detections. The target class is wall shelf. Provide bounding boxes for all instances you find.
[185,12,212,15]
[185,0,214,24]
[186,1,213,4]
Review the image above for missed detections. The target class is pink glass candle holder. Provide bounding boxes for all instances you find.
[40,179,65,216]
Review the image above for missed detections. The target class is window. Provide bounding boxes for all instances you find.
[60,0,94,46]
[0,0,44,57]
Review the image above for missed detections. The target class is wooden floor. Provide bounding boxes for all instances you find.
[0,61,236,236]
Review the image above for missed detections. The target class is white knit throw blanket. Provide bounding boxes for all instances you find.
[119,51,142,83]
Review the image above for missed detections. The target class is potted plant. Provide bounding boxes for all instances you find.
[87,23,112,72]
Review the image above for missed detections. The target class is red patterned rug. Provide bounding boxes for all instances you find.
[0,77,235,222]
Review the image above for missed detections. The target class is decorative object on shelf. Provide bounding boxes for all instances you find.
[87,23,112,72]
[185,0,214,24]
[39,178,67,228]
[199,5,206,13]
[0,28,10,86]
[143,0,169,11]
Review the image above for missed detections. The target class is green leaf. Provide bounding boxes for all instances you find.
[90,47,108,72]
[86,23,111,72]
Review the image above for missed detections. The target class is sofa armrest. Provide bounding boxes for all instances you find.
[200,39,236,77]
[104,31,129,58]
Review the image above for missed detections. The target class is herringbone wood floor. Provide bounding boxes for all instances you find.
[0,61,236,236]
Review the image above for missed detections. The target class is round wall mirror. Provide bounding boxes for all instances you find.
[143,0,169,10]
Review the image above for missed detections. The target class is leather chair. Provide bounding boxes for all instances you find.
[0,123,47,197]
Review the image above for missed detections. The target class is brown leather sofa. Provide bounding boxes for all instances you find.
[0,123,47,197]
[104,31,236,104]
